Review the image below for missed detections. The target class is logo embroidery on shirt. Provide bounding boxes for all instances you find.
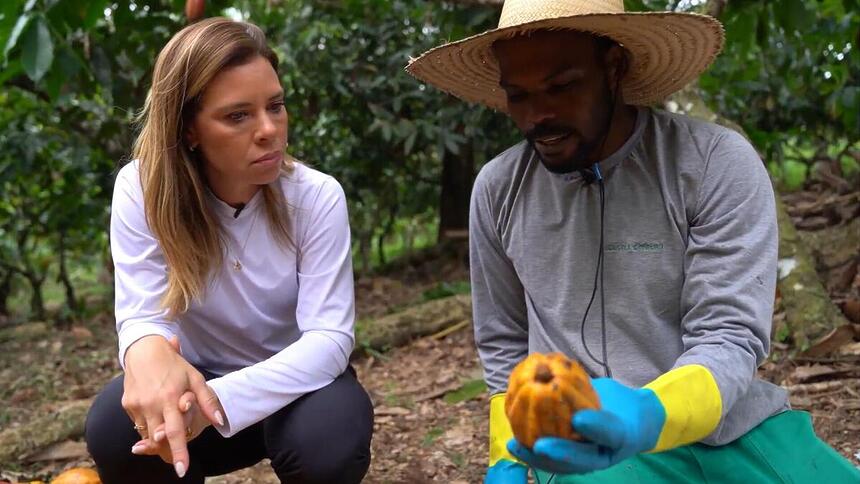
[606,242,664,253]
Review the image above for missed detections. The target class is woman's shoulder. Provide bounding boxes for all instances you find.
[280,161,345,206]
[112,159,144,202]
[116,159,140,179]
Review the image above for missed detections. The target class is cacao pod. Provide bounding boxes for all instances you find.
[50,467,101,484]
[505,352,600,448]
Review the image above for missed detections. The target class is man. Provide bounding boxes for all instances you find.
[406,0,860,483]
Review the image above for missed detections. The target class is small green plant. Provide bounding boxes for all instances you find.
[421,427,444,447]
[449,451,466,468]
[443,378,486,404]
[381,381,413,408]
[421,280,471,302]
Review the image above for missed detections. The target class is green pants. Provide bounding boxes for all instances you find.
[536,411,860,484]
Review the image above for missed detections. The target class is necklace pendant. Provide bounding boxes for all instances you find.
[233,260,242,271]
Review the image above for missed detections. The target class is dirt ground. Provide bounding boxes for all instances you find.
[1,184,859,483]
[2,309,858,484]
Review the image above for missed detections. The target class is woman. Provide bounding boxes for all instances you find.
[85,18,373,483]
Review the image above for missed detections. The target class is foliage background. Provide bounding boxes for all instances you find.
[0,0,857,322]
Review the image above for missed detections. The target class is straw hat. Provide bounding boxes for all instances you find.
[405,0,724,111]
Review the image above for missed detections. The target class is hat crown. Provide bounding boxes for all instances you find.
[499,0,626,28]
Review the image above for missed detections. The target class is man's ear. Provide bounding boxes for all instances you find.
[605,45,629,95]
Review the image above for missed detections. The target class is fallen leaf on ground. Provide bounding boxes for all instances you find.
[374,406,412,416]
[789,364,841,383]
[26,441,89,463]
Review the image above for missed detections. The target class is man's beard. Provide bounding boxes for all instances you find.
[526,80,615,174]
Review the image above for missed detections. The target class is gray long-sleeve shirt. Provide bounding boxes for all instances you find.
[470,107,789,446]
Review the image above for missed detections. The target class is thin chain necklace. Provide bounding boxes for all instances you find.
[229,208,260,271]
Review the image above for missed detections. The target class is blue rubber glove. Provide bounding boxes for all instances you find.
[507,378,667,475]
[485,459,528,483]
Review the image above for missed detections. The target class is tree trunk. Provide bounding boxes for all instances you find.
[438,144,474,242]
[57,232,79,316]
[354,294,472,356]
[707,0,728,18]
[14,230,47,320]
[774,197,851,350]
[0,270,11,318]
[377,205,398,267]
[402,221,416,255]
[25,273,46,321]
[357,234,372,273]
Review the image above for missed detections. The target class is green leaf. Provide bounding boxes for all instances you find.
[838,86,859,132]
[820,0,847,17]
[403,130,416,155]
[21,15,52,82]
[725,5,759,53]
[90,45,112,99]
[443,378,486,404]
[3,13,30,59]
[623,0,650,12]
[782,160,808,191]
[443,134,461,155]
[83,0,108,30]
[774,0,812,33]
[0,58,22,84]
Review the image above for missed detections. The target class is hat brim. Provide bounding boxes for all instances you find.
[405,12,724,111]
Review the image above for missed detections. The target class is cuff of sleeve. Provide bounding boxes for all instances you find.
[117,323,177,370]
[643,364,723,452]
[206,377,239,438]
[489,393,523,467]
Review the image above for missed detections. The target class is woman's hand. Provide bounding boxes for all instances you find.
[122,335,224,477]
[131,391,214,464]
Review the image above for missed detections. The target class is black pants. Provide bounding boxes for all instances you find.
[85,366,373,484]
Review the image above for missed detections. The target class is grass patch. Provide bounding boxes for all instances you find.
[421,280,471,302]
[443,378,486,404]
[448,451,466,468]
[381,381,414,408]
[421,426,445,447]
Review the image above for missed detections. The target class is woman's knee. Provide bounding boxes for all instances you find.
[265,369,373,483]
[269,431,371,484]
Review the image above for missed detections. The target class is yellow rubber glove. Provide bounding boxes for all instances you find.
[643,364,723,451]
[486,393,528,483]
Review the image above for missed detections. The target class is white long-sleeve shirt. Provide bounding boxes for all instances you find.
[110,160,355,437]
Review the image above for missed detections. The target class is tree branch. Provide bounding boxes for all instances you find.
[706,0,728,18]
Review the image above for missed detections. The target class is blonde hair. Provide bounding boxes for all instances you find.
[133,17,292,317]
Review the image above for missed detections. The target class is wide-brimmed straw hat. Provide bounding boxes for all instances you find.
[405,0,724,111]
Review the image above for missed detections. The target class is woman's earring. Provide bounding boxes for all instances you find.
[190,144,197,152]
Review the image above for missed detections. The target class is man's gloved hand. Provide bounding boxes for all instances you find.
[507,365,722,475]
[485,393,528,483]
[485,459,528,483]
[507,378,665,474]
